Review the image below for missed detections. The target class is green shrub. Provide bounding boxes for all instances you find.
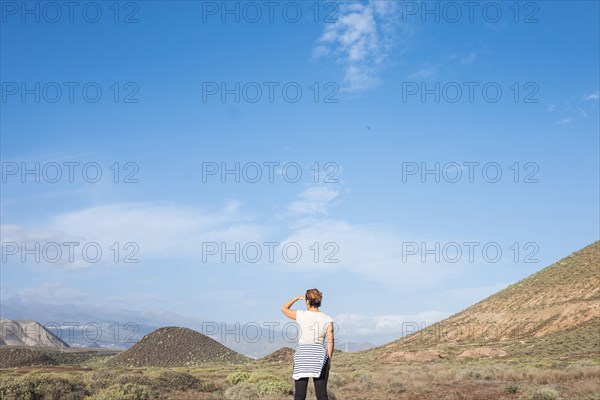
[0,375,38,400]
[34,375,88,400]
[246,372,285,384]
[88,369,119,390]
[351,370,369,379]
[530,388,560,400]
[90,383,151,400]
[256,379,293,395]
[155,370,201,390]
[115,374,154,388]
[0,374,88,400]
[226,371,251,385]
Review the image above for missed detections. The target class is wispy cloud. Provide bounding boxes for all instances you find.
[415,48,484,82]
[3,191,469,290]
[460,52,477,65]
[554,108,588,125]
[409,64,437,79]
[313,1,405,92]
[550,95,594,124]
[556,117,573,125]
[584,91,599,101]
[1,224,94,269]
[288,186,339,215]
[278,218,466,289]
[1,201,267,268]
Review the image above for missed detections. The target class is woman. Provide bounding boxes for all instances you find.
[281,288,334,400]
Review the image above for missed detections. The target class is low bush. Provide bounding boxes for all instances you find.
[351,370,370,379]
[0,373,89,400]
[246,372,285,384]
[90,383,151,400]
[226,371,251,385]
[155,370,201,390]
[256,379,293,395]
[530,388,560,400]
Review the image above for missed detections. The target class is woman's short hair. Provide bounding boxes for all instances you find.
[306,288,323,307]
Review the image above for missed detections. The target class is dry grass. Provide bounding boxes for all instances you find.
[1,351,599,400]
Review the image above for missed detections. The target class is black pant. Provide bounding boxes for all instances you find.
[294,358,330,400]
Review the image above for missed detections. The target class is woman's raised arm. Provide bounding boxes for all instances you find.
[281,296,304,320]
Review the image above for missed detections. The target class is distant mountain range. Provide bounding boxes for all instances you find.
[0,299,374,356]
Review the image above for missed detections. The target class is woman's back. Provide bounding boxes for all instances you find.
[296,310,334,345]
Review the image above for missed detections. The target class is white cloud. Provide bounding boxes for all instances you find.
[288,187,339,215]
[312,45,329,58]
[460,52,477,65]
[1,224,76,243]
[1,201,267,268]
[3,189,474,290]
[278,219,466,289]
[1,224,94,269]
[334,310,450,337]
[546,92,600,125]
[554,108,588,125]
[556,117,572,125]
[409,65,437,79]
[313,1,405,92]
[50,201,265,255]
[2,202,466,290]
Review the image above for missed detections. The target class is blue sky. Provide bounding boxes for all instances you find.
[1,1,599,346]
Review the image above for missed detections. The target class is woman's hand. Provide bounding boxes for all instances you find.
[295,296,306,301]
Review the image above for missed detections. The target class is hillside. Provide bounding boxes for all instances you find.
[375,241,600,359]
[261,346,295,363]
[108,326,249,367]
[0,320,69,348]
[0,347,118,368]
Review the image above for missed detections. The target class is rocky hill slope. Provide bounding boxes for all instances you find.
[108,326,249,367]
[375,241,600,360]
[0,320,69,347]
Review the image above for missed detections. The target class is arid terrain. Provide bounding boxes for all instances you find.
[0,242,598,399]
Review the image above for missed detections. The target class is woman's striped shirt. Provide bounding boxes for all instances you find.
[293,343,328,380]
